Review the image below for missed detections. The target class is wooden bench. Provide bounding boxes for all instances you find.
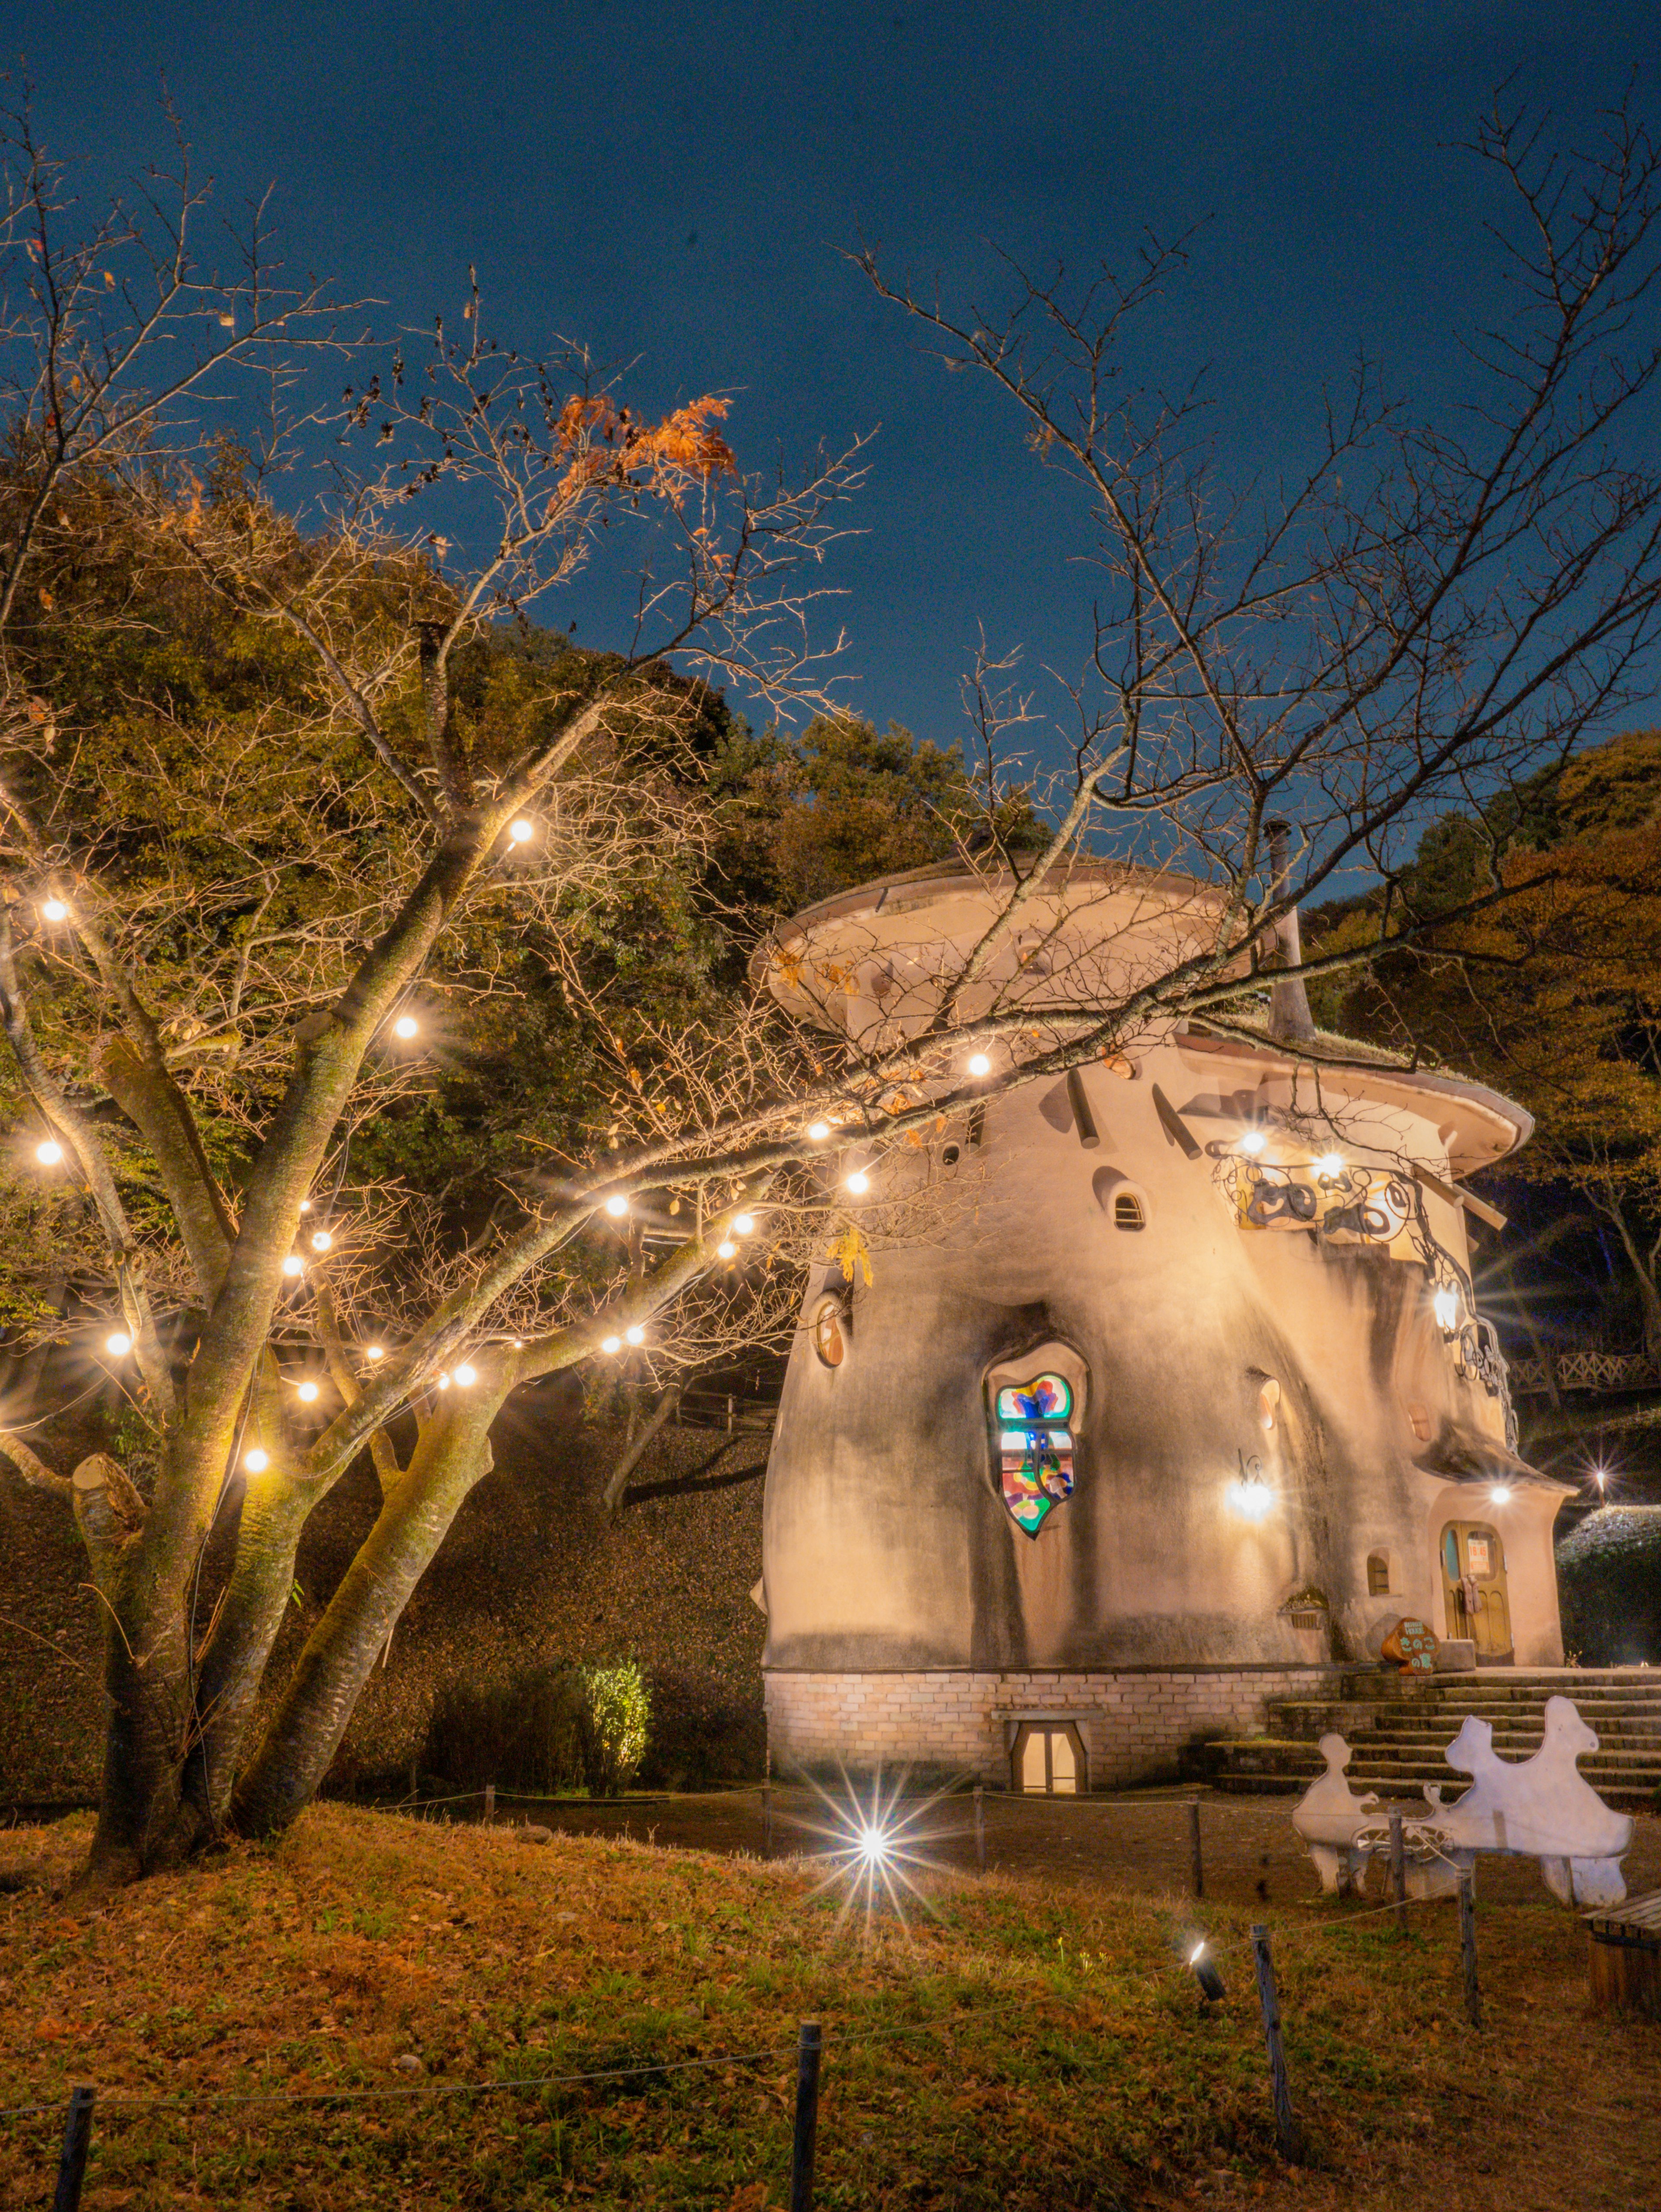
[1587,1889,1661,2019]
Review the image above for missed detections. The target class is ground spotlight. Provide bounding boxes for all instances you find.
[1188,1940,1226,2003]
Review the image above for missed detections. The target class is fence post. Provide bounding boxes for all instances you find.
[52,2084,95,2212]
[763,1782,773,1858]
[1188,1798,1204,1900]
[484,1782,495,1825]
[1459,1869,1483,2030]
[974,1784,986,1874]
[1249,1927,1299,2164]
[1388,1809,1406,1933]
[790,2019,822,2212]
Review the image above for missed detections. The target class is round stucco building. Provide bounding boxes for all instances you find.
[756,861,1566,1791]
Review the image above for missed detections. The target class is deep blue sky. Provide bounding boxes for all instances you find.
[10,2,1658,755]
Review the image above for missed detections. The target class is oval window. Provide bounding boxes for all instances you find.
[812,1297,847,1368]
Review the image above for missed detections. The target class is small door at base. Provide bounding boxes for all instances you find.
[1440,1521,1513,1660]
[1012,1722,1084,1795]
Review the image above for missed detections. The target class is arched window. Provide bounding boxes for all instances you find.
[991,1373,1076,1536]
[985,1342,1087,1541]
[1113,1191,1145,1231]
[1258,1378,1281,1432]
[811,1296,848,1368]
[1368,1550,1391,1596]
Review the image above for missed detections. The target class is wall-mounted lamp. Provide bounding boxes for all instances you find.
[1228,1451,1274,1521]
[1431,1284,1460,1335]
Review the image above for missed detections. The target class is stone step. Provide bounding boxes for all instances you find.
[1204,1738,1661,1812]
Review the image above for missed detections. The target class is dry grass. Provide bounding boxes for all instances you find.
[0,1802,1656,2209]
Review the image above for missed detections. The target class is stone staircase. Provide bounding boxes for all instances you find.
[1200,1668,1661,1812]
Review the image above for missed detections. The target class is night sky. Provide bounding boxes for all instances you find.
[12,2,1657,754]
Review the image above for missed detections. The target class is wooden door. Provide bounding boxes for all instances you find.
[1440,1521,1513,1660]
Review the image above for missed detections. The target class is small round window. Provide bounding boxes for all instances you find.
[812,1297,847,1368]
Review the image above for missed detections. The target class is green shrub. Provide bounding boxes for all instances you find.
[423,1658,651,1797]
[1556,1507,1661,1665]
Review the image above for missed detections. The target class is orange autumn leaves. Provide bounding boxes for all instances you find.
[552,391,737,502]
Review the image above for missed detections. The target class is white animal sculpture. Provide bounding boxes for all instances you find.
[1291,1696,1633,1908]
[1423,1696,1633,1907]
[1290,1733,1381,1896]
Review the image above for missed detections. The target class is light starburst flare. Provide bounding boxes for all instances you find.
[787,1764,965,1936]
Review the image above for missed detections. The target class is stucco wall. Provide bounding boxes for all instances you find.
[763,1027,1566,1680]
[765,1664,1345,1788]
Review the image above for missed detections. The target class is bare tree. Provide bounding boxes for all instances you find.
[3,96,1661,1889]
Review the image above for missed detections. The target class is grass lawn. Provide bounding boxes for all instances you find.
[1,1802,1657,2209]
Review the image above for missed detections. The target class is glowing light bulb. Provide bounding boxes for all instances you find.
[1432,1286,1459,1333]
[733,1213,754,1236]
[1490,1484,1512,1505]
[717,1239,737,1259]
[600,1334,622,1355]
[624,1324,645,1346]
[507,817,534,843]
[296,1380,320,1403]
[365,1344,385,1363]
[298,1198,312,1213]
[244,1447,270,1473]
[41,898,69,922]
[807,1121,830,1142]
[967,1053,991,1078]
[604,1194,628,1218]
[1190,1941,1208,1966]
[454,1362,478,1387]
[310,1230,333,1252]
[436,1372,451,1390]
[856,1825,890,1866]
[282,1254,304,1277]
[1316,1152,1344,1178]
[392,1014,419,1040]
[1593,1466,1608,1492]
[104,1330,133,1357]
[1240,1129,1267,1156]
[1229,1473,1273,1521]
[35,1139,63,1165]
[845,1169,870,1195]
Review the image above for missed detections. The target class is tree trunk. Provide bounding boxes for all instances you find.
[230,1398,499,1838]
[171,1465,317,1850]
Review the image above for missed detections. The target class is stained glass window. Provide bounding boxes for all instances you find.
[992,1372,1075,1537]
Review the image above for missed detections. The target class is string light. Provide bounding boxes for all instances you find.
[244,1447,270,1473]
[298,1199,312,1213]
[310,1230,333,1252]
[600,1335,622,1355]
[364,1344,385,1362]
[807,1121,831,1141]
[733,1213,754,1235]
[624,1324,645,1346]
[1240,1128,1267,1156]
[392,1014,419,1040]
[282,1255,304,1278]
[717,1239,737,1259]
[967,1053,991,1077]
[603,1195,629,1218]
[845,1169,870,1195]
[35,1139,63,1165]
[507,818,534,843]
[104,1330,133,1357]
[41,898,69,922]
[296,1380,320,1404]
[454,1363,478,1386]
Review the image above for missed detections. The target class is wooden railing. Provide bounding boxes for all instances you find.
[1508,1350,1660,1396]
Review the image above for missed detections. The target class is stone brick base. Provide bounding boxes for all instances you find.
[764,1665,1344,1789]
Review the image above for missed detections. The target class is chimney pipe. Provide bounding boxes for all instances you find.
[1266,820,1317,1043]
